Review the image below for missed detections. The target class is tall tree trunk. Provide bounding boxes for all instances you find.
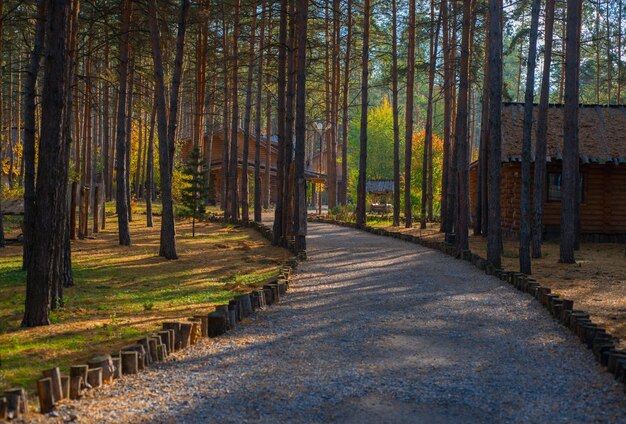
[167,0,190,177]
[22,0,47,266]
[404,0,416,228]
[254,0,267,223]
[146,101,156,228]
[618,0,622,104]
[519,0,541,274]
[422,1,440,229]
[475,4,490,236]
[340,0,352,206]
[115,0,132,247]
[440,0,451,232]
[607,3,612,105]
[560,0,581,264]
[62,0,79,290]
[221,18,230,212]
[229,0,241,222]
[293,0,308,253]
[0,0,5,248]
[272,0,288,243]
[125,56,135,222]
[392,0,400,227]
[487,0,503,268]
[148,0,189,260]
[103,24,111,201]
[282,0,296,242]
[532,0,556,258]
[263,5,274,210]
[22,0,71,327]
[242,0,258,223]
[327,0,340,211]
[355,0,370,228]
[454,0,474,254]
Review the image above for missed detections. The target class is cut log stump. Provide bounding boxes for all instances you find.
[149,338,161,362]
[192,315,209,337]
[136,337,154,365]
[120,350,139,375]
[207,312,228,337]
[42,368,63,404]
[122,344,147,370]
[87,368,103,388]
[69,376,83,400]
[179,323,193,349]
[215,305,231,330]
[87,354,115,384]
[157,330,172,354]
[60,376,70,400]
[112,356,122,379]
[4,387,27,417]
[163,322,182,351]
[37,378,55,414]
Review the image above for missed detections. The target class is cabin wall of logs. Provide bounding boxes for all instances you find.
[1,220,297,420]
[309,215,626,396]
[470,162,626,240]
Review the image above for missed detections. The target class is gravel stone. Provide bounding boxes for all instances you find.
[47,223,626,423]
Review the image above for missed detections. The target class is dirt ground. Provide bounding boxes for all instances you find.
[375,222,626,349]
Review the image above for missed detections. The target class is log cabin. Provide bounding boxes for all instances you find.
[181,128,280,205]
[470,103,626,241]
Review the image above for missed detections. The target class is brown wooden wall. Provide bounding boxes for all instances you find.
[469,162,626,235]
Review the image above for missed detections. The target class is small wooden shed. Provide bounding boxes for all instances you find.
[470,103,626,240]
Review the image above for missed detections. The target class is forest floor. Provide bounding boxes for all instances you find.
[368,219,626,349]
[0,203,288,395]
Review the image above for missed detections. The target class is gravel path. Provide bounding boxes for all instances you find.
[55,223,626,423]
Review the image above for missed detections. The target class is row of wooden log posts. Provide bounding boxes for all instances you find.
[309,216,626,394]
[0,252,294,417]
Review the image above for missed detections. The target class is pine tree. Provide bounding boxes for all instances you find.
[181,147,208,238]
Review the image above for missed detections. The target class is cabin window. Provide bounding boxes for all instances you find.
[547,172,584,202]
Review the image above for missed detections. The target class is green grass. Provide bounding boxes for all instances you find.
[0,204,288,397]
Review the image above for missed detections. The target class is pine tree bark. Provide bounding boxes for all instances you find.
[519,0,541,274]
[340,0,352,206]
[560,0,581,264]
[22,0,46,266]
[392,0,400,227]
[22,0,71,327]
[272,0,288,243]
[293,0,308,253]
[475,5,491,237]
[532,0,555,258]
[148,0,189,260]
[422,1,440,229]
[282,0,296,242]
[229,0,242,222]
[221,17,230,213]
[440,0,451,232]
[146,101,156,228]
[115,0,132,247]
[454,0,474,254]
[487,0,503,268]
[404,0,416,228]
[263,5,274,210]
[242,0,259,223]
[254,0,267,223]
[355,0,370,228]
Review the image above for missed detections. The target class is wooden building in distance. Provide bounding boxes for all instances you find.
[181,128,279,205]
[470,103,626,240]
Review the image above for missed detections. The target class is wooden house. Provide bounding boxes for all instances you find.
[182,128,279,205]
[470,103,626,240]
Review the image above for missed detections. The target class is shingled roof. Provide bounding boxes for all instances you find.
[501,103,626,165]
[366,180,394,194]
